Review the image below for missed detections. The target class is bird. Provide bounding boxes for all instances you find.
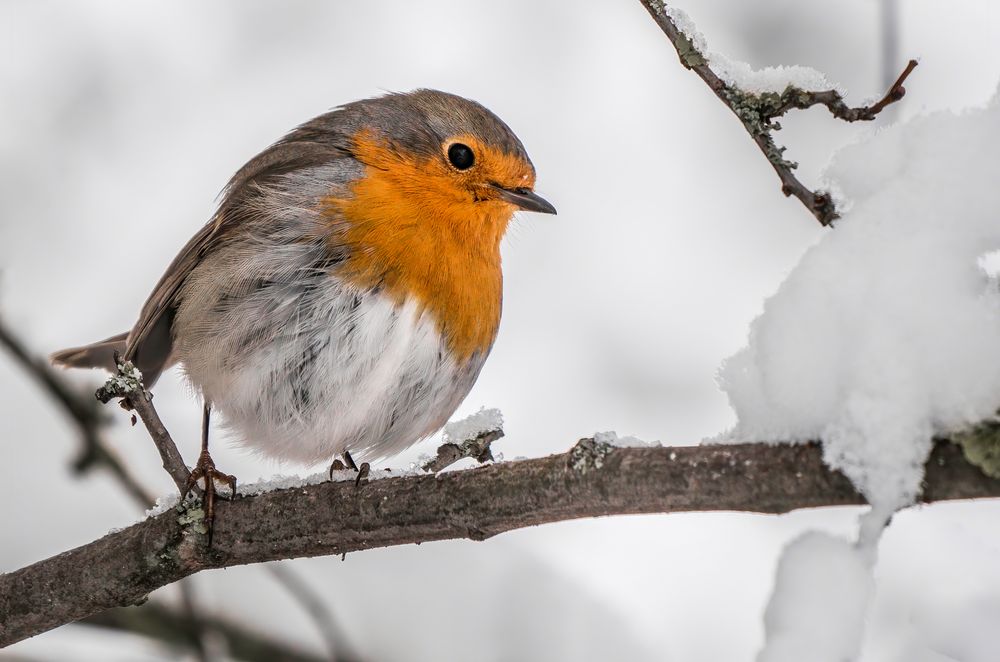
[52,89,555,532]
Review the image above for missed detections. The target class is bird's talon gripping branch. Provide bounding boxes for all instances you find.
[328,457,347,479]
[338,450,370,487]
[342,450,360,472]
[183,448,236,543]
[355,462,371,488]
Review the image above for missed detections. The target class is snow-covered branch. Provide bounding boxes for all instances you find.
[3,438,998,646]
[638,0,917,226]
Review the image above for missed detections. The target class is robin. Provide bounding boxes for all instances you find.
[52,89,555,532]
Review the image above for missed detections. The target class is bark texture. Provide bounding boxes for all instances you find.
[3,439,997,646]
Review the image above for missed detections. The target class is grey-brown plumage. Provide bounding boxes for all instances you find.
[52,88,554,466]
[52,89,533,386]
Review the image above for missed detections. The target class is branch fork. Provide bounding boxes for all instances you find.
[640,0,918,226]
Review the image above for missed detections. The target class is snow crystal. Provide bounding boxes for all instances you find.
[713,60,834,96]
[442,407,503,443]
[720,92,1000,512]
[410,453,435,472]
[434,456,480,474]
[593,431,661,448]
[236,466,414,495]
[663,5,834,94]
[144,493,180,518]
[757,533,874,662]
[237,471,332,496]
[662,5,708,53]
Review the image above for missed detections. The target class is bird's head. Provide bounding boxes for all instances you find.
[326,89,555,250]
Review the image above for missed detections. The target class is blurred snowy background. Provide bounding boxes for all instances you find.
[2,1,1000,660]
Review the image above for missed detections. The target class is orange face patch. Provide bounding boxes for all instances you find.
[323,130,534,360]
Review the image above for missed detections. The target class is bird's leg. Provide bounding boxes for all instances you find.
[184,402,237,543]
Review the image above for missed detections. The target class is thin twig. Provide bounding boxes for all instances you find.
[96,357,191,494]
[128,389,192,495]
[3,438,998,645]
[637,0,918,226]
[770,59,919,121]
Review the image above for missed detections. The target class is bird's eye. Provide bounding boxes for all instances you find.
[447,143,475,170]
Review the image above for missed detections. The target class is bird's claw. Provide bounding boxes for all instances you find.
[183,448,237,544]
[329,451,370,488]
[354,462,370,488]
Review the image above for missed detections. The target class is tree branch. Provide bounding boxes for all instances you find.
[0,321,356,660]
[3,438,997,646]
[96,359,191,495]
[637,0,918,226]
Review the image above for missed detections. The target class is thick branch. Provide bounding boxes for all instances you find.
[638,0,917,226]
[3,439,997,646]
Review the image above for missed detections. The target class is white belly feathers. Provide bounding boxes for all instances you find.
[172,226,486,465]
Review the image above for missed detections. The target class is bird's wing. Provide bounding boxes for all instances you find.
[124,139,351,383]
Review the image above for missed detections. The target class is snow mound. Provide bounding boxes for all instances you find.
[720,92,1000,511]
[757,532,874,662]
[593,431,661,448]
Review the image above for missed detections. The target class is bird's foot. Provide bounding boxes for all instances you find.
[184,448,237,544]
[329,451,370,487]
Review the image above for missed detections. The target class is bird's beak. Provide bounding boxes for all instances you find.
[491,185,557,215]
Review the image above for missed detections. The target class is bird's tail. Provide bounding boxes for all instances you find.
[50,331,129,372]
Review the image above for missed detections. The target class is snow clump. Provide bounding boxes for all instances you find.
[663,5,835,94]
[720,93,1000,513]
[593,431,661,448]
[442,407,503,443]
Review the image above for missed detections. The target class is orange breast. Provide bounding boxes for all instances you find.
[324,131,517,361]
